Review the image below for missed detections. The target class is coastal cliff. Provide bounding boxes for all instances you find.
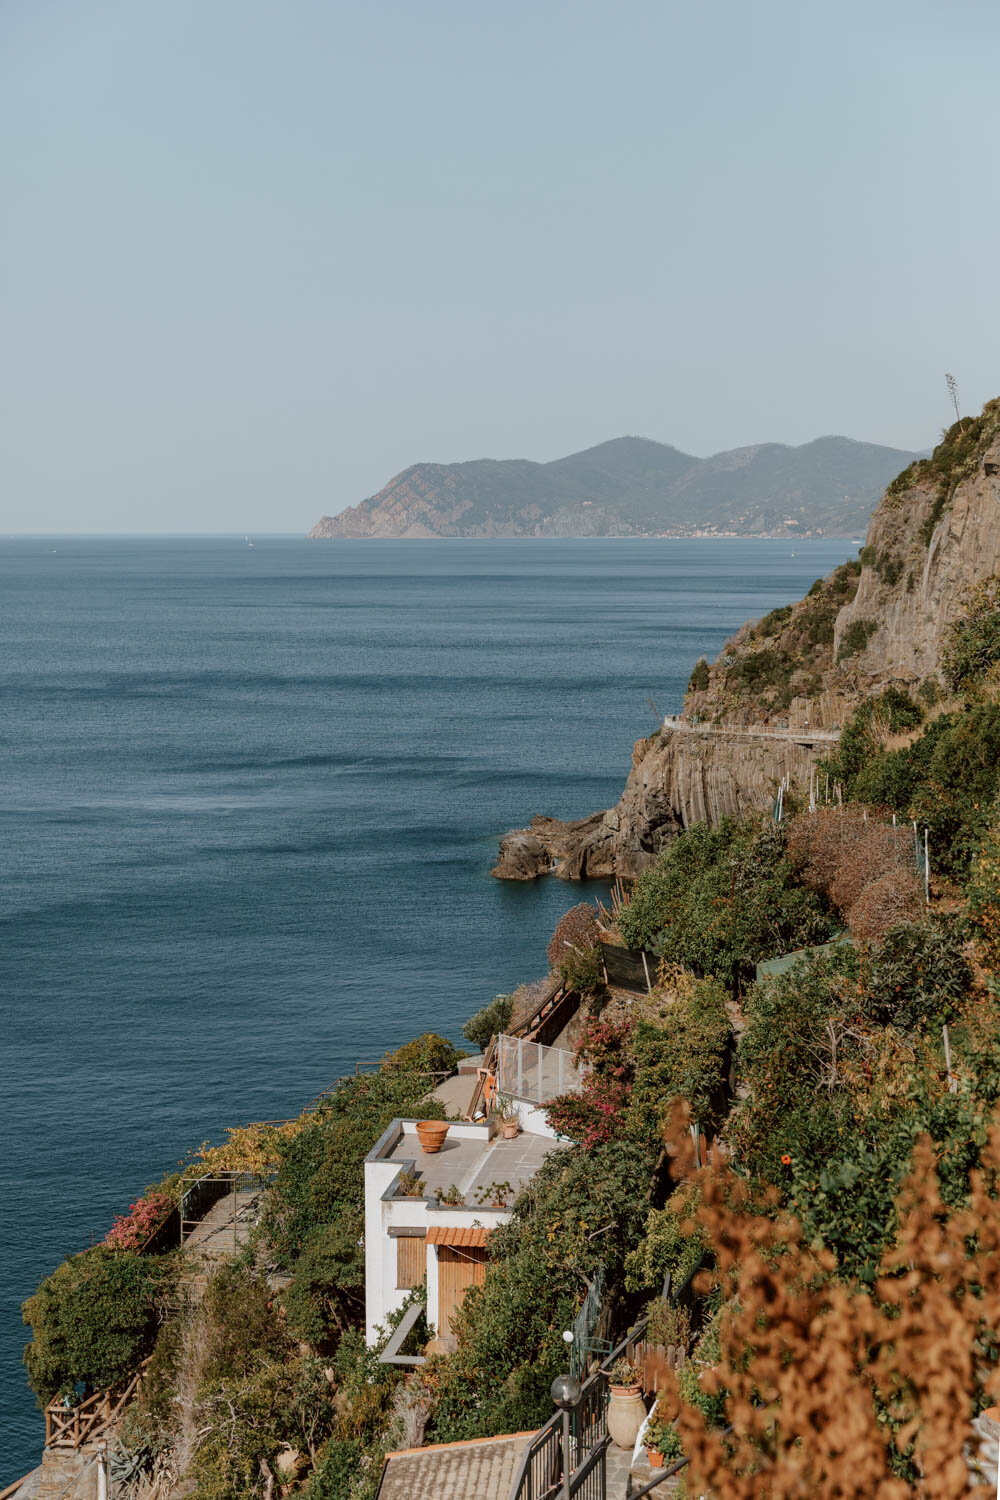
[494,403,1000,880]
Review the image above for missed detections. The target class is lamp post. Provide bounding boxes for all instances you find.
[551,1373,582,1500]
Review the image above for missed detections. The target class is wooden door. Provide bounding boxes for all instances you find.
[436,1245,488,1337]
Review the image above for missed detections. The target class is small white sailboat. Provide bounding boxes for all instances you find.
[245,535,254,548]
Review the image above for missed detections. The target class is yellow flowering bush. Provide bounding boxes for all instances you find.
[189,1116,311,1177]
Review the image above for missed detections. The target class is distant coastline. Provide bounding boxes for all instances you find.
[308,432,920,542]
[308,529,861,541]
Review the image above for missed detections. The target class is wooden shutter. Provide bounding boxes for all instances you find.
[436,1245,488,1337]
[396,1235,427,1289]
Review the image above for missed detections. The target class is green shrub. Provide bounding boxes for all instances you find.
[302,1440,366,1499]
[730,947,861,1180]
[200,1263,290,1382]
[188,1354,338,1500]
[826,687,923,792]
[627,978,732,1136]
[23,1248,174,1403]
[967,809,1000,965]
[618,819,832,993]
[859,546,877,568]
[688,657,710,692]
[283,1219,366,1343]
[941,575,1000,689]
[560,943,604,994]
[755,605,793,638]
[625,1184,707,1294]
[462,994,513,1051]
[677,1359,727,1429]
[836,617,878,662]
[380,1032,462,1077]
[726,648,789,695]
[262,1073,447,1265]
[860,918,972,1030]
[906,704,1000,875]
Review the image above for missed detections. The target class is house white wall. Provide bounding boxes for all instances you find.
[364,1134,406,1343]
[514,1100,563,1139]
[363,1118,513,1346]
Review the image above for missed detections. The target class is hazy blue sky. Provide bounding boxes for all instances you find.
[2,0,998,533]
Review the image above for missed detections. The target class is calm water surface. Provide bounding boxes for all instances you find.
[0,535,851,1474]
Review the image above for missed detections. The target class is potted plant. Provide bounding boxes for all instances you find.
[415,1119,450,1154]
[605,1357,646,1450]
[607,1356,641,1395]
[397,1168,424,1198]
[494,1093,520,1139]
[437,1183,464,1207]
[644,1398,682,1471]
[473,1179,514,1209]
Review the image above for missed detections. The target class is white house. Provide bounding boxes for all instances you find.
[363,1112,563,1346]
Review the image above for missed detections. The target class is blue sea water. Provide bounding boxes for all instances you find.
[0,534,851,1476]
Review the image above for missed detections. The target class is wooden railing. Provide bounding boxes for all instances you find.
[45,1357,151,1449]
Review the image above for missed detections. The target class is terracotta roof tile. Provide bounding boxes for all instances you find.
[425,1225,492,1248]
[377,1433,534,1499]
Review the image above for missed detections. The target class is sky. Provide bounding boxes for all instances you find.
[2,0,999,534]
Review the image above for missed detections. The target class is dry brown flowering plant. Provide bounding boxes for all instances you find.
[547,902,601,970]
[661,1106,1000,1497]
[786,807,923,942]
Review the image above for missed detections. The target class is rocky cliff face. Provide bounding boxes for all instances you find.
[493,403,1000,880]
[493,727,828,879]
[834,413,1000,689]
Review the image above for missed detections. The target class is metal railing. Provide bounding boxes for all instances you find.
[509,1326,643,1500]
[509,1256,706,1500]
[497,1034,581,1105]
[509,1413,563,1500]
[568,1438,610,1499]
[179,1169,272,1248]
[569,1268,606,1379]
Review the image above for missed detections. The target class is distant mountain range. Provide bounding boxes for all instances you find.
[307,434,924,540]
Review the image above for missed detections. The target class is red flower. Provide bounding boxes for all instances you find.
[781,1154,792,1166]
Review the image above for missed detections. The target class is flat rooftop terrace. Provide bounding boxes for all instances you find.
[375,1122,558,1205]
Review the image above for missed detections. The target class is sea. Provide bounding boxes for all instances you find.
[0,534,852,1476]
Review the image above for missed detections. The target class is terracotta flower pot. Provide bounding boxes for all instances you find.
[646,1448,665,1470]
[415,1121,449,1154]
[500,1119,520,1139]
[606,1385,645,1449]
